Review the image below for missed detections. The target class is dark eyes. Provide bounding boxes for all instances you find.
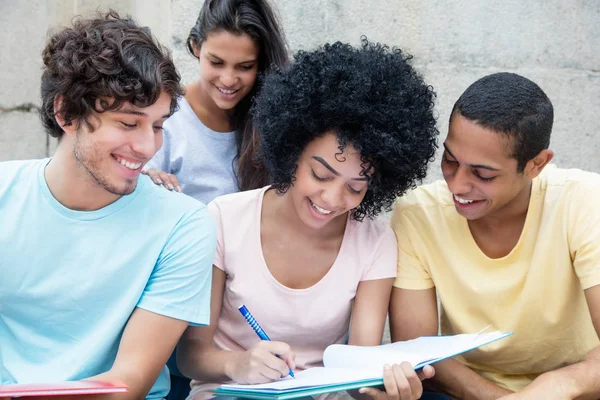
[120,122,163,131]
[311,169,326,181]
[209,60,255,70]
[473,171,495,182]
[442,154,496,182]
[442,154,457,165]
[311,169,363,194]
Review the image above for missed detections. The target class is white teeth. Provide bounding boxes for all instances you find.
[310,200,332,215]
[454,195,474,204]
[218,87,237,95]
[116,157,142,170]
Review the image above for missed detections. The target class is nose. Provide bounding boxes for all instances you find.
[446,166,473,195]
[131,124,160,159]
[220,70,238,88]
[320,184,345,210]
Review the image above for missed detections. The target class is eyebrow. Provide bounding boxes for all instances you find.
[443,143,500,171]
[116,109,171,119]
[207,52,257,64]
[312,156,369,181]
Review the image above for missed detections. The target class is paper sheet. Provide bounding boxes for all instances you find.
[220,367,382,392]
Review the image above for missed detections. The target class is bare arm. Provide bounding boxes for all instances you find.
[28,307,190,400]
[177,267,294,384]
[390,287,513,400]
[177,266,235,381]
[348,278,395,346]
[499,285,600,400]
[90,307,189,398]
[349,278,434,400]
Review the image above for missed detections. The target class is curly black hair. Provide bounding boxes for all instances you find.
[253,38,438,221]
[40,10,183,139]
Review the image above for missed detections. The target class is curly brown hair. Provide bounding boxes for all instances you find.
[40,10,184,139]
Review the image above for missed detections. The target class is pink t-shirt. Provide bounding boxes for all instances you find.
[188,187,397,398]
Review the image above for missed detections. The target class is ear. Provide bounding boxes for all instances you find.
[523,149,554,179]
[53,94,78,136]
[191,39,201,58]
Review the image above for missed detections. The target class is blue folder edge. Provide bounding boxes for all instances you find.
[213,331,513,399]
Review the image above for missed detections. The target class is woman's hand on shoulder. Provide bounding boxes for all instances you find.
[224,340,296,384]
[142,168,182,192]
[358,363,435,400]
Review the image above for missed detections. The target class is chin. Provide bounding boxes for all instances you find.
[215,100,238,111]
[104,181,137,196]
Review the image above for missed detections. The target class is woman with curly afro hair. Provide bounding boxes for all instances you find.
[178,39,439,400]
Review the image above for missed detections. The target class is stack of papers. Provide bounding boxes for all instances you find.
[214,331,512,399]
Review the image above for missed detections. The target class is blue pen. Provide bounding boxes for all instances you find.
[238,304,295,378]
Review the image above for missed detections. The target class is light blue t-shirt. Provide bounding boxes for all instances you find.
[147,96,239,204]
[0,159,216,399]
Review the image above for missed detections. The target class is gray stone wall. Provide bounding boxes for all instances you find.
[1,0,598,184]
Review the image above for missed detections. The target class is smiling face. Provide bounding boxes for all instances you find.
[195,30,259,111]
[442,113,535,221]
[286,132,371,230]
[70,91,171,196]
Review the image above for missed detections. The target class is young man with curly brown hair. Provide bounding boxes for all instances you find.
[0,12,216,399]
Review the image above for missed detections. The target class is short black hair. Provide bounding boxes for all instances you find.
[254,39,438,221]
[450,72,554,172]
[40,10,183,139]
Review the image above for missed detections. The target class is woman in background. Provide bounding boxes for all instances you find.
[144,0,288,201]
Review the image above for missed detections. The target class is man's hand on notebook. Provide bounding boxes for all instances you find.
[224,340,296,384]
[357,362,435,400]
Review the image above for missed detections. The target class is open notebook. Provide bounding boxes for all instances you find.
[0,381,128,397]
[214,331,512,399]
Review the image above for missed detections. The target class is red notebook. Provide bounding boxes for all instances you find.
[0,380,127,397]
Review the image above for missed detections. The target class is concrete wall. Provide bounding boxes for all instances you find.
[1,0,598,183]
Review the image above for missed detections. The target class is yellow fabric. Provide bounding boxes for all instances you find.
[391,165,600,391]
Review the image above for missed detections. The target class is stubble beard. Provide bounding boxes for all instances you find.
[73,132,137,197]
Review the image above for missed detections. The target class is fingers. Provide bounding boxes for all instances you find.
[166,173,182,191]
[231,349,286,384]
[257,341,296,370]
[143,169,182,192]
[256,359,287,381]
[417,365,435,381]
[398,362,423,399]
[358,386,385,399]
[256,341,296,377]
[382,364,404,400]
[375,362,423,400]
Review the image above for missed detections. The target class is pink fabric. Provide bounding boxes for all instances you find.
[188,187,396,398]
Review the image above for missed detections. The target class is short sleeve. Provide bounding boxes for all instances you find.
[390,204,435,290]
[569,182,600,290]
[207,200,225,272]
[360,225,398,281]
[137,205,217,326]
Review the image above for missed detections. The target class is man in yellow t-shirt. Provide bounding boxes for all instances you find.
[390,72,600,400]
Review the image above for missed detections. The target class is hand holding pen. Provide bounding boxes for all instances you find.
[233,304,296,382]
